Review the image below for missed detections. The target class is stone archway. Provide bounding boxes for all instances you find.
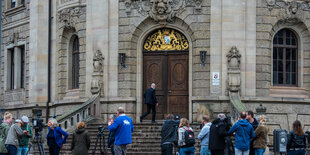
[142,28,190,119]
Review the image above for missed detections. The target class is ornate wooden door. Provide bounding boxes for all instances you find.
[142,28,189,120]
[167,54,189,118]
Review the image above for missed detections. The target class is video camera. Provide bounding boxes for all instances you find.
[32,106,44,133]
[98,125,105,134]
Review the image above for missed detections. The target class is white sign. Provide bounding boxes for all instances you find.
[212,72,220,86]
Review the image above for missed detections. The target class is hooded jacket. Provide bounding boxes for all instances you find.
[209,118,228,150]
[198,122,212,147]
[0,122,10,153]
[161,119,179,144]
[108,114,134,145]
[228,119,255,151]
[71,128,90,155]
[46,127,69,148]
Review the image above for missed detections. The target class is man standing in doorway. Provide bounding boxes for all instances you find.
[140,83,158,124]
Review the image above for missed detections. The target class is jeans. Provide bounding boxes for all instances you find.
[0,154,9,155]
[49,145,60,155]
[111,146,115,155]
[5,145,17,155]
[255,148,265,155]
[235,148,250,155]
[200,146,211,155]
[161,144,173,155]
[180,146,195,155]
[114,144,127,155]
[17,147,28,155]
[288,149,306,155]
[141,104,156,122]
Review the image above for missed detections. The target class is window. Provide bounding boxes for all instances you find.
[72,37,79,89]
[10,49,15,90]
[11,0,16,8]
[7,46,26,90]
[273,29,298,86]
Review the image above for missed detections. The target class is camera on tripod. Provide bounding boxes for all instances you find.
[98,125,105,134]
[32,107,44,133]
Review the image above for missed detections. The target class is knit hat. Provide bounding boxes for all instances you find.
[21,116,29,123]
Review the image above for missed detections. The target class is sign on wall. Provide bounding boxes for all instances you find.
[212,72,220,86]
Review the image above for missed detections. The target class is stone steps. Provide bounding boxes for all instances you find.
[33,121,202,155]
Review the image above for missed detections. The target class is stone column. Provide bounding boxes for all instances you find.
[210,0,256,97]
[14,47,21,89]
[29,0,49,102]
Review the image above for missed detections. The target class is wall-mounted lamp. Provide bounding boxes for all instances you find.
[200,51,207,67]
[119,53,126,69]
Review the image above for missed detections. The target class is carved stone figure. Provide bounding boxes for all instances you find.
[7,33,19,45]
[91,79,101,95]
[58,7,82,29]
[149,0,174,22]
[227,46,241,69]
[93,50,104,73]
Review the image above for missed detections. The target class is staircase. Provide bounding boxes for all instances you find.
[34,121,202,155]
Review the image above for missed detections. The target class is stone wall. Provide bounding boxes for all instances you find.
[56,2,87,100]
[118,0,211,97]
[256,0,310,96]
[1,0,30,105]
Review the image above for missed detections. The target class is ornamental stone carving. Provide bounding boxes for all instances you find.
[93,50,104,73]
[58,7,83,29]
[125,0,200,23]
[227,46,241,70]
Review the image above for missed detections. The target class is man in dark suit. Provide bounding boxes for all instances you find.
[140,83,158,124]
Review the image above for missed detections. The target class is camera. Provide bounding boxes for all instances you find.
[32,105,44,133]
[305,131,310,145]
[98,125,105,134]
[223,116,232,130]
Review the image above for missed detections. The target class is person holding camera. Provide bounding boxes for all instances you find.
[108,107,134,155]
[198,115,212,155]
[209,114,229,155]
[17,116,32,155]
[228,112,255,155]
[5,119,26,155]
[161,114,179,155]
[46,118,68,155]
[108,114,116,155]
[0,112,13,155]
[287,120,307,155]
[71,122,90,155]
[178,118,195,155]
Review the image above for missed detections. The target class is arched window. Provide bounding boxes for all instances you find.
[72,36,79,89]
[273,29,298,86]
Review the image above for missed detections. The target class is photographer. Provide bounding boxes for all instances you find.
[209,113,229,155]
[46,118,68,155]
[17,116,32,155]
[287,120,306,155]
[108,114,116,155]
[5,119,26,155]
[161,114,179,155]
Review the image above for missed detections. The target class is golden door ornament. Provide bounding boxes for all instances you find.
[144,29,189,51]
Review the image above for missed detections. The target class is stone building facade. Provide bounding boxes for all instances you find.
[1,0,310,133]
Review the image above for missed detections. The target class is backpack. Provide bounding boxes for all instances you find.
[184,128,195,146]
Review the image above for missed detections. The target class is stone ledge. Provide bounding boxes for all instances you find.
[269,86,309,99]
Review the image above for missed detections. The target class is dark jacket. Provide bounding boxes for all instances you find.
[71,128,91,155]
[0,122,10,153]
[108,131,115,148]
[209,118,228,150]
[19,124,32,147]
[228,119,255,151]
[46,127,69,148]
[161,119,179,144]
[287,130,306,150]
[253,125,268,149]
[144,88,157,105]
[249,118,259,131]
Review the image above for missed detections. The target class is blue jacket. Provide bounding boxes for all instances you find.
[108,114,134,145]
[198,122,212,147]
[228,119,255,150]
[46,127,69,148]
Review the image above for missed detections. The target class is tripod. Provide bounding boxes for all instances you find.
[92,130,107,155]
[27,131,45,155]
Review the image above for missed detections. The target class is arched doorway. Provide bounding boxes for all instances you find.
[143,28,189,119]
